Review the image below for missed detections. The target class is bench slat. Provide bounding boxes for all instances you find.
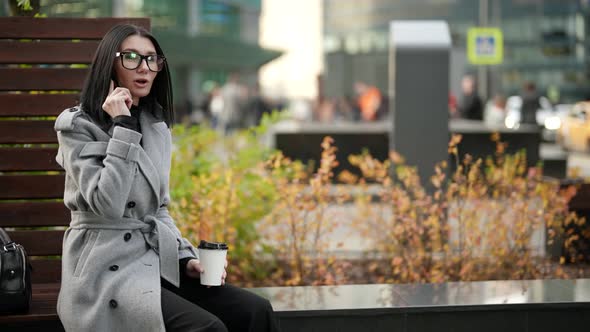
[8,230,64,256]
[0,17,150,39]
[0,120,57,143]
[0,94,77,116]
[0,40,98,64]
[0,175,64,199]
[0,283,60,325]
[0,148,61,171]
[0,68,87,91]
[0,202,69,227]
[30,259,61,284]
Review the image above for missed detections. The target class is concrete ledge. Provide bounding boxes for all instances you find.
[252,278,590,332]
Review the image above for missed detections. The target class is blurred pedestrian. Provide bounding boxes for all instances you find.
[457,74,483,120]
[449,92,459,118]
[354,81,381,122]
[219,72,246,134]
[484,94,506,127]
[247,83,271,126]
[335,96,355,122]
[191,80,217,125]
[317,98,335,122]
[520,81,541,125]
[209,86,223,130]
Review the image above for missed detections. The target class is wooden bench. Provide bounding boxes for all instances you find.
[0,16,149,331]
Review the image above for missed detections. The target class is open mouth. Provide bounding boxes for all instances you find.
[134,79,149,86]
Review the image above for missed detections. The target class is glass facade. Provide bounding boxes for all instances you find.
[323,0,590,104]
[200,0,240,37]
[37,0,113,17]
[135,0,188,31]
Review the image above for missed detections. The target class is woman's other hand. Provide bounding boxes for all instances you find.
[186,258,228,285]
[102,80,133,118]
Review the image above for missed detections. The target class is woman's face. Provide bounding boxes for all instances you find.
[113,35,159,105]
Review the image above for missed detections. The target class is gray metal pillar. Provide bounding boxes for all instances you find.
[112,0,125,17]
[389,21,451,184]
[478,0,489,100]
[187,0,202,114]
[187,0,200,37]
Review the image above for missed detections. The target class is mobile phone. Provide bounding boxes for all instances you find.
[111,75,119,88]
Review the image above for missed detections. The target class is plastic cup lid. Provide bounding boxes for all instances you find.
[198,240,228,250]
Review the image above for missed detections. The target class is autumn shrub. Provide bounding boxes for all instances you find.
[169,115,281,285]
[258,137,349,286]
[342,133,586,283]
[169,119,588,286]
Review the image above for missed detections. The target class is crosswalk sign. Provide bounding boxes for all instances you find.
[467,27,503,65]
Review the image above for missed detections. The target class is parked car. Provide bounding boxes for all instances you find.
[557,101,590,152]
[504,95,566,141]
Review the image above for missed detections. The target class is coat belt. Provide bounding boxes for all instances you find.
[69,211,180,287]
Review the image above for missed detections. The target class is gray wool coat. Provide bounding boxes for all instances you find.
[54,104,198,332]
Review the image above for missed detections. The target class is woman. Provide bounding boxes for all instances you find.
[54,24,280,332]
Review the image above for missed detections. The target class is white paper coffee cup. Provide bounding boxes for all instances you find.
[197,240,228,286]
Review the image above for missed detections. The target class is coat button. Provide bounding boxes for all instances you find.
[127,201,136,208]
[124,233,132,241]
[109,265,119,271]
[109,299,118,308]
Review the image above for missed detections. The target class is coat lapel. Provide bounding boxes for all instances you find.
[106,106,164,204]
[138,106,167,202]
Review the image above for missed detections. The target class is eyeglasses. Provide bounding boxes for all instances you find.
[115,51,166,72]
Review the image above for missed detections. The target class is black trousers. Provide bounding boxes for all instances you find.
[161,275,281,332]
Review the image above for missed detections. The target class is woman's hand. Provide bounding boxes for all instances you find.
[185,258,228,285]
[102,80,133,118]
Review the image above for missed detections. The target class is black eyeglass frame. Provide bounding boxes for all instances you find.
[115,51,166,72]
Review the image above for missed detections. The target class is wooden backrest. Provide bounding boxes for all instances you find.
[0,17,150,283]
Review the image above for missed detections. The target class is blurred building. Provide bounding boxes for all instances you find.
[0,0,282,119]
[323,0,590,104]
